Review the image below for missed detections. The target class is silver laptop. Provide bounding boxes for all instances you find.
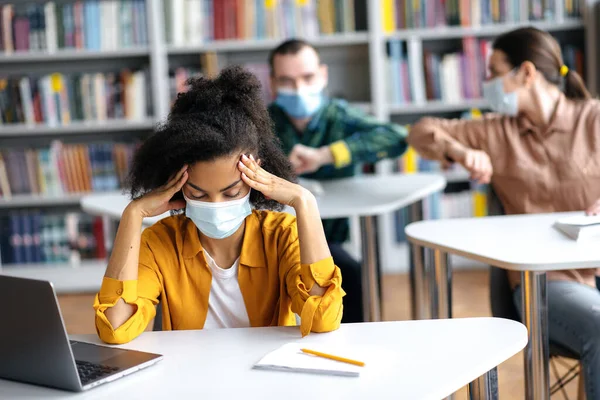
[0,275,163,392]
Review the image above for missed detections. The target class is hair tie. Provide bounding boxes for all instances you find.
[560,65,569,77]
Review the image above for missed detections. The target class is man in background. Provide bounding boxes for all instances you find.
[267,39,408,323]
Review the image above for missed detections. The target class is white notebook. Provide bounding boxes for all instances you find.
[553,215,600,241]
[253,343,362,377]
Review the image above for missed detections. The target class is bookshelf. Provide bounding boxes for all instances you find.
[386,17,585,40]
[0,193,87,208]
[0,118,155,137]
[1,0,599,289]
[167,32,369,54]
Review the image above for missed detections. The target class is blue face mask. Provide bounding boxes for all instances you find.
[482,73,519,116]
[184,191,252,239]
[275,87,324,119]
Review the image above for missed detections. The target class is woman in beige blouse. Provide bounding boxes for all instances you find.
[408,27,600,399]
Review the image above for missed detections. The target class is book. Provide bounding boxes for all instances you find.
[553,215,600,241]
[0,210,107,265]
[0,141,138,198]
[253,343,362,377]
[388,0,577,29]
[165,0,358,45]
[0,69,148,126]
[0,0,146,54]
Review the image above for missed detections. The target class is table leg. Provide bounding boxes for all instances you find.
[408,201,424,320]
[521,271,549,400]
[430,250,451,319]
[360,215,381,322]
[467,367,499,400]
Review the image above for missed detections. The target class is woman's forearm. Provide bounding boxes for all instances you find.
[408,118,472,161]
[293,193,331,296]
[103,203,144,327]
[294,193,330,264]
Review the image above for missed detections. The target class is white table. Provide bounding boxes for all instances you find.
[405,212,600,400]
[0,318,527,399]
[82,173,446,323]
[81,191,169,227]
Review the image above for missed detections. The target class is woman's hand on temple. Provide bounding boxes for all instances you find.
[238,154,311,209]
[129,166,188,218]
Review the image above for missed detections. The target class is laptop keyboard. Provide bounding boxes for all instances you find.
[76,360,119,385]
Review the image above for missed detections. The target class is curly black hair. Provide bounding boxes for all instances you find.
[128,65,295,211]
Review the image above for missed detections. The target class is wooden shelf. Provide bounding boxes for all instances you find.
[0,47,150,63]
[389,99,488,115]
[0,260,106,293]
[167,32,369,54]
[386,18,584,41]
[0,118,155,137]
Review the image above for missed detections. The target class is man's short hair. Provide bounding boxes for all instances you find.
[268,39,319,76]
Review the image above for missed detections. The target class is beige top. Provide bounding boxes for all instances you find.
[408,94,600,288]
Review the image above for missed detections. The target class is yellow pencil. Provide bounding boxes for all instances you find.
[300,348,365,367]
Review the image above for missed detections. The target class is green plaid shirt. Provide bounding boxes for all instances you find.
[269,98,408,244]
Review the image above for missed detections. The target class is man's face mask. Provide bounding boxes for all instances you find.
[275,84,325,119]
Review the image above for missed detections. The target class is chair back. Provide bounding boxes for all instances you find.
[489,267,520,321]
[153,303,163,331]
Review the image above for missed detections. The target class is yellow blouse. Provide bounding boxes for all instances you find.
[93,210,345,344]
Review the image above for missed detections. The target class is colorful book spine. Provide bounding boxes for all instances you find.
[0,69,148,126]
[167,0,357,45]
[399,37,548,104]
[385,0,578,29]
[0,141,138,199]
[0,1,147,54]
[0,211,107,265]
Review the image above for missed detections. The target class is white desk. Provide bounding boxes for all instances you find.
[81,191,169,227]
[81,173,446,323]
[405,212,600,400]
[0,318,527,399]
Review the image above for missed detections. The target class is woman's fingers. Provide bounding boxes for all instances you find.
[461,150,492,184]
[238,159,256,179]
[585,200,600,215]
[463,153,473,169]
[241,171,267,192]
[169,169,188,194]
[165,165,188,190]
[239,155,271,184]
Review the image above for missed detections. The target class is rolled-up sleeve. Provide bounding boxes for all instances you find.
[330,105,408,168]
[279,225,344,337]
[93,234,162,344]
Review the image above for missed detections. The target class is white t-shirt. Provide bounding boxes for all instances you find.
[202,250,251,330]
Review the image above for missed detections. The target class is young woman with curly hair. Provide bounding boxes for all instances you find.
[93,66,344,344]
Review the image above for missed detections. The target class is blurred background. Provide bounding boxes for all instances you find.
[0,1,595,397]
